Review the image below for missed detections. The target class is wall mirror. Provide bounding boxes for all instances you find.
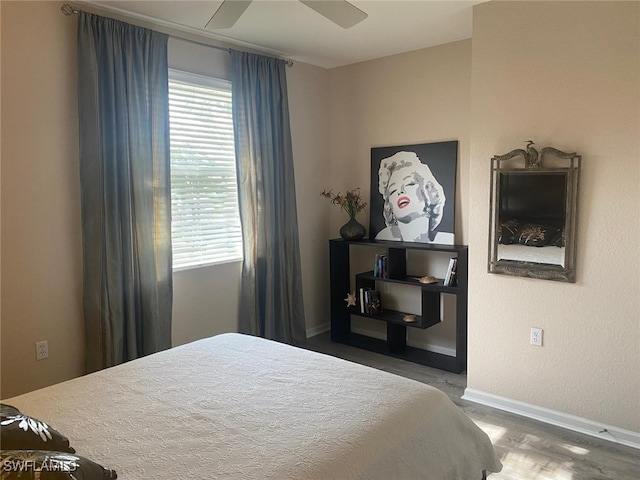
[488,143,581,282]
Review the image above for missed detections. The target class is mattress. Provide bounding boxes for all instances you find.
[3,333,502,479]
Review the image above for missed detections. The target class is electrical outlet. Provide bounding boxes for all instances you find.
[530,328,543,347]
[36,341,49,360]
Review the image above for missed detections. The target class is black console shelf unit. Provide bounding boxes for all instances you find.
[330,238,468,373]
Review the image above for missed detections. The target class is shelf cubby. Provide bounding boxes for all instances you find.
[330,238,468,373]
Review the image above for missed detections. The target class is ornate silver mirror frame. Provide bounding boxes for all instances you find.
[488,142,581,282]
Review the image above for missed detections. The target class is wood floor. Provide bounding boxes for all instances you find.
[305,332,640,480]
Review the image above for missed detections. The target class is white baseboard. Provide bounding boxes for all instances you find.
[462,388,640,450]
[306,322,330,338]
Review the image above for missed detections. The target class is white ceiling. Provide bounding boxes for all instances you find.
[81,1,484,69]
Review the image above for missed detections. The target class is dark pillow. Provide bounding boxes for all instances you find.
[0,450,117,479]
[1,404,74,453]
[517,224,561,247]
[498,219,520,245]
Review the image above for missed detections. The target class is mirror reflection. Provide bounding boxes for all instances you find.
[497,172,567,267]
[488,144,580,282]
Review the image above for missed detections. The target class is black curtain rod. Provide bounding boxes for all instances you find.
[60,3,293,67]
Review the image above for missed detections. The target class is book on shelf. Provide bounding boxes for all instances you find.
[358,287,371,314]
[364,289,382,314]
[444,258,453,285]
[374,254,388,278]
[449,258,458,286]
[444,257,458,287]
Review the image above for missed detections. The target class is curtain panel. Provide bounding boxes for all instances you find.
[230,50,306,346]
[77,12,172,372]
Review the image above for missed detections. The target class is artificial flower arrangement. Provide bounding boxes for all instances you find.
[320,188,367,218]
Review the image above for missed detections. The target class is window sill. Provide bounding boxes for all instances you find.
[173,257,243,272]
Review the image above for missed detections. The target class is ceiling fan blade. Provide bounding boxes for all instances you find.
[300,0,367,29]
[205,0,253,29]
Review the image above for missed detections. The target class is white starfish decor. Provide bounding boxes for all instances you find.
[344,291,356,307]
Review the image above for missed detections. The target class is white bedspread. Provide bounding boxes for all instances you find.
[4,333,501,479]
[498,244,565,266]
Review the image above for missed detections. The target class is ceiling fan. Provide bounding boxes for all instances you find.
[205,0,368,30]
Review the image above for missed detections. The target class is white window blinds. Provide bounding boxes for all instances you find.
[168,70,243,269]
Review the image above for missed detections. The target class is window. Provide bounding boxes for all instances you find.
[168,69,243,270]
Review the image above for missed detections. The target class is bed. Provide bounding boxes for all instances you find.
[2,333,502,479]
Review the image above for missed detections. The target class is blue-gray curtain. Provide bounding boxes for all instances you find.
[77,12,172,372]
[230,50,306,346]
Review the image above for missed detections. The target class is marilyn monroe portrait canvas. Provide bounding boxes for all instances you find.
[370,141,457,244]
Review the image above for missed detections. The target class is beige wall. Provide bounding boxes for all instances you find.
[2,0,638,437]
[1,1,84,398]
[168,38,332,341]
[167,38,241,347]
[467,1,639,432]
[327,40,472,351]
[0,3,331,396]
[328,41,472,242]
[287,62,332,334]
[170,40,333,341]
